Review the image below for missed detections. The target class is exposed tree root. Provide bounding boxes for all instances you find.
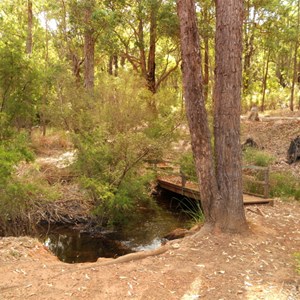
[96,244,170,266]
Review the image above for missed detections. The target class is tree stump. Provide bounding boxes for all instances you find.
[248,106,260,121]
[242,138,259,150]
[287,136,300,164]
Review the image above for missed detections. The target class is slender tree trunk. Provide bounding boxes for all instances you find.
[214,0,248,232]
[84,0,95,91]
[41,13,49,137]
[138,18,147,79]
[108,55,119,76]
[203,38,209,102]
[113,54,118,77]
[291,0,300,111]
[177,0,220,227]
[243,3,256,94]
[108,55,113,75]
[203,5,209,102]
[147,3,157,94]
[61,0,83,84]
[261,49,270,112]
[26,0,33,54]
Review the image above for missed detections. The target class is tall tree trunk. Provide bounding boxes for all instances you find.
[243,2,256,94]
[41,13,49,137]
[203,37,209,101]
[113,54,118,77]
[176,0,220,228]
[84,0,95,91]
[291,0,300,111]
[138,18,147,79]
[108,55,113,75]
[214,0,248,232]
[147,3,157,94]
[108,55,118,76]
[26,0,33,54]
[61,0,83,84]
[261,49,270,112]
[203,6,209,102]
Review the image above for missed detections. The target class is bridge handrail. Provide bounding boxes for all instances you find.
[149,160,270,199]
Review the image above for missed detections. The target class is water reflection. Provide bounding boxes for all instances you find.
[41,192,190,263]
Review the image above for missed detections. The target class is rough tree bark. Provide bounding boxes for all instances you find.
[26,0,33,54]
[290,0,300,111]
[202,5,210,102]
[147,2,157,94]
[176,0,221,228]
[84,0,96,91]
[213,0,248,232]
[60,0,83,84]
[243,1,256,94]
[177,0,248,233]
[261,49,270,111]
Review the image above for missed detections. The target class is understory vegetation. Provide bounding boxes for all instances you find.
[0,0,300,235]
[179,147,300,201]
[295,252,300,274]
[0,117,60,235]
[71,76,181,226]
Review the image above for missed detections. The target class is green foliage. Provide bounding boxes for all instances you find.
[0,130,34,186]
[177,197,204,227]
[0,127,61,235]
[242,148,274,167]
[242,176,264,196]
[178,152,197,181]
[71,73,179,225]
[294,252,300,274]
[269,171,300,200]
[0,42,41,129]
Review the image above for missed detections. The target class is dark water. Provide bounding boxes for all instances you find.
[40,192,191,263]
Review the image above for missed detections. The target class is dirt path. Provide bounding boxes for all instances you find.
[0,200,299,300]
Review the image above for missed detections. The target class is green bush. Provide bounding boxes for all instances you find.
[242,148,274,167]
[72,74,180,225]
[242,176,265,196]
[0,131,34,185]
[0,127,60,235]
[74,129,157,226]
[294,252,300,274]
[269,171,300,200]
[178,152,197,181]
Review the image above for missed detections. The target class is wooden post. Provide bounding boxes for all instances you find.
[264,167,269,198]
[180,169,187,188]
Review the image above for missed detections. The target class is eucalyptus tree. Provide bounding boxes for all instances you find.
[0,0,42,130]
[26,1,33,55]
[110,0,180,96]
[177,0,248,233]
[290,0,300,111]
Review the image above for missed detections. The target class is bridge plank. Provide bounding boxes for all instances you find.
[157,177,273,205]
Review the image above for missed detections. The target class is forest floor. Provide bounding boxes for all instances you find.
[0,109,300,300]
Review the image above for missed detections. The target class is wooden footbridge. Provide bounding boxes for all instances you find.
[153,161,273,205]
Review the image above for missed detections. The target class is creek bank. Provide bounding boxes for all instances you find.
[36,193,191,263]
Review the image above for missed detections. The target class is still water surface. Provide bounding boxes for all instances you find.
[40,192,190,263]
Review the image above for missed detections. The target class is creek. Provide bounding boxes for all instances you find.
[38,191,191,263]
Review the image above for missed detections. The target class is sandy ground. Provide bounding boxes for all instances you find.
[0,200,299,300]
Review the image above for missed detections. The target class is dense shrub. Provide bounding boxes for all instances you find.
[0,125,59,235]
[242,148,274,167]
[269,171,300,200]
[72,74,180,225]
[178,152,197,181]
